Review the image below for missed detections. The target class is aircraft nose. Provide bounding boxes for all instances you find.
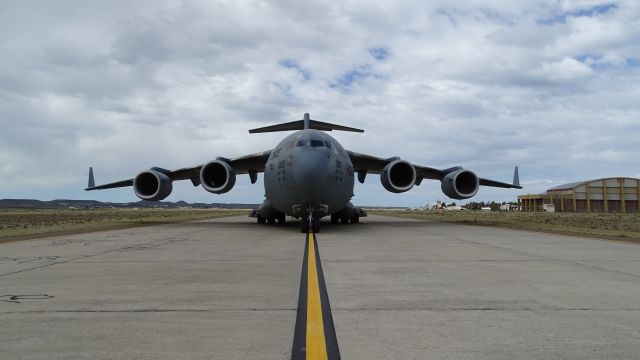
[294,150,329,192]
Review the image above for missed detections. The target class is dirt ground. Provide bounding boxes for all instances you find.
[372,210,640,244]
[0,208,249,243]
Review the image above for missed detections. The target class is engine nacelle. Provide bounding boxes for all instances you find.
[380,159,416,193]
[200,160,236,194]
[133,170,173,201]
[440,169,479,200]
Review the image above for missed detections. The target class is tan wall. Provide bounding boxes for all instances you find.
[519,178,640,213]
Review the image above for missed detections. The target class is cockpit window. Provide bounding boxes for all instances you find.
[324,141,332,149]
[296,139,308,147]
[310,139,325,147]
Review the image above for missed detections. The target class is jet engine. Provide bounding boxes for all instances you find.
[440,169,479,200]
[200,160,236,194]
[380,159,416,193]
[133,170,173,201]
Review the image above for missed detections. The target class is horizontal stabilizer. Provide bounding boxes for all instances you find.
[249,113,364,133]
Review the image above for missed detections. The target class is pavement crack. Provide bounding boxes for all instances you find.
[386,222,640,280]
[331,308,640,311]
[0,308,296,314]
[0,234,207,277]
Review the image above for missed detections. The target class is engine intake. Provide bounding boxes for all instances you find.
[133,170,173,201]
[200,160,236,194]
[440,169,479,200]
[380,159,416,193]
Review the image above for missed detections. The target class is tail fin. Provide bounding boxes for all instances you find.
[248,113,364,133]
[513,166,520,188]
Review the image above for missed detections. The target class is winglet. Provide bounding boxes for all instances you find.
[88,167,95,189]
[512,166,520,187]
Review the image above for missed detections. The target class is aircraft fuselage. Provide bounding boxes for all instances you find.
[264,129,355,218]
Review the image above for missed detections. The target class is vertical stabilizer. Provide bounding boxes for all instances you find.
[303,113,310,130]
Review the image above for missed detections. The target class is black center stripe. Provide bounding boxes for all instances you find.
[291,232,341,360]
[314,232,341,358]
[291,233,309,359]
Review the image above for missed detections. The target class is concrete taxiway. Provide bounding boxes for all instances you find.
[2,215,640,359]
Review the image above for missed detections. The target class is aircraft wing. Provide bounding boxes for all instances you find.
[347,150,521,189]
[86,150,272,191]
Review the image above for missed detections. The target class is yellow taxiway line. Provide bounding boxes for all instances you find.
[306,230,328,360]
[291,229,340,360]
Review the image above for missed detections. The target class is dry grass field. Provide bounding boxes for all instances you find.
[372,210,640,243]
[0,208,249,243]
[4,208,638,245]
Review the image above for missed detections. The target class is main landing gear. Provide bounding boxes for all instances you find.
[330,214,360,224]
[256,213,286,225]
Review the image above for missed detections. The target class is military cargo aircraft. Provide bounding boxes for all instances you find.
[86,113,521,232]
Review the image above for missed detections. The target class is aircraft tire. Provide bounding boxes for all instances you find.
[300,218,309,233]
[257,216,266,224]
[330,215,339,224]
[351,215,359,224]
[312,218,320,233]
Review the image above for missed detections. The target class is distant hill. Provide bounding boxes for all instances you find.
[0,199,259,210]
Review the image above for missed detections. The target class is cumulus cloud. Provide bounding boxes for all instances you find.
[1,0,639,206]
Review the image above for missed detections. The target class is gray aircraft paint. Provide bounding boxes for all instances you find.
[264,129,354,218]
[85,113,521,232]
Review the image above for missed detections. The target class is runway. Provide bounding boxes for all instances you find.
[2,215,640,359]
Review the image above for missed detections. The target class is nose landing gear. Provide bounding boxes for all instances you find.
[300,214,320,233]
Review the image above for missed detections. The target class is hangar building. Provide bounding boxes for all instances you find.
[518,177,640,213]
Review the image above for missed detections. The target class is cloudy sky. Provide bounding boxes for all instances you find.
[1,0,639,206]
